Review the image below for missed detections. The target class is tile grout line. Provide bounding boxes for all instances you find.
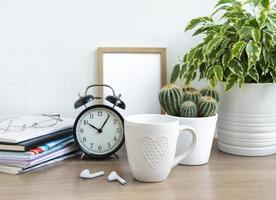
[19,0,26,115]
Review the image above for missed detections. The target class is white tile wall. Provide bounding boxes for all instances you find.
[0,0,216,117]
[0,0,21,24]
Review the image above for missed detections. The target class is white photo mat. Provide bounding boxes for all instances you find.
[97,48,167,117]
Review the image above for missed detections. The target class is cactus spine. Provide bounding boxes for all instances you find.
[159,84,182,116]
[180,101,198,118]
[200,87,219,102]
[198,96,217,117]
[183,90,202,105]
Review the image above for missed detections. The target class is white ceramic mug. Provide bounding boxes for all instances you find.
[125,114,197,182]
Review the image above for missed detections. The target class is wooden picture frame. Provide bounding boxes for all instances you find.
[97,47,167,116]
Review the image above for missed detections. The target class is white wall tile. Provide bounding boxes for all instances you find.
[0,0,21,24]
[0,86,24,114]
[0,55,24,85]
[24,85,57,114]
[113,0,148,26]
[0,24,21,54]
[0,0,216,117]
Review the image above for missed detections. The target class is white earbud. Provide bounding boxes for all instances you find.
[107,171,127,185]
[80,169,105,179]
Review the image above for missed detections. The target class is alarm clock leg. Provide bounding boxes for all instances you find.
[113,153,119,159]
[80,153,86,160]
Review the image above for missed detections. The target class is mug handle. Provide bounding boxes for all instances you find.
[172,125,197,167]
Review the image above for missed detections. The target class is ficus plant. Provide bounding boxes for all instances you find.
[171,0,276,90]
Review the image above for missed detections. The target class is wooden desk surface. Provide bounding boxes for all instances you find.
[0,140,276,200]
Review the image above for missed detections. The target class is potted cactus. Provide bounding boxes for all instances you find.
[171,0,276,156]
[159,84,218,165]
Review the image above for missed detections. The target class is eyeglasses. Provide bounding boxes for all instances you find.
[0,114,63,133]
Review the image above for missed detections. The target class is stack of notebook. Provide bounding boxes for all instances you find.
[0,115,80,174]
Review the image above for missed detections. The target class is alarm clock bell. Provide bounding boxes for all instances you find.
[74,84,126,110]
[105,94,126,110]
[74,95,94,109]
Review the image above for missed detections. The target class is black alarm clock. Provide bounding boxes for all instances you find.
[73,84,126,158]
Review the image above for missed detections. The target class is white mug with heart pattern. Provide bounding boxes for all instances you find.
[125,114,197,182]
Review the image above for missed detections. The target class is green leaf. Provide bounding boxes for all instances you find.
[221,38,231,50]
[206,35,223,54]
[251,29,261,43]
[185,17,213,31]
[206,66,215,79]
[192,27,207,36]
[270,12,276,19]
[185,69,196,85]
[257,9,268,27]
[211,5,229,17]
[199,63,206,79]
[238,77,245,87]
[221,23,230,34]
[235,19,247,29]
[239,26,254,39]
[232,41,246,59]
[215,0,234,7]
[170,64,180,83]
[216,49,225,58]
[272,5,276,12]
[268,15,276,28]
[248,67,259,82]
[183,53,188,63]
[214,65,224,81]
[249,0,260,6]
[260,0,270,10]
[272,33,276,46]
[226,74,239,91]
[246,40,261,66]
[193,47,203,60]
[262,47,269,64]
[179,63,188,79]
[271,54,276,65]
[228,59,244,76]
[222,10,247,21]
[263,31,273,50]
[222,53,231,68]
[247,18,259,28]
[270,72,276,83]
[187,48,196,63]
[192,71,197,80]
[210,76,218,87]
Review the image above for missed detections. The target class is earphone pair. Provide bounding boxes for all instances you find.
[80,169,126,185]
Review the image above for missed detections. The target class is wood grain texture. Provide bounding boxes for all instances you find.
[0,140,276,200]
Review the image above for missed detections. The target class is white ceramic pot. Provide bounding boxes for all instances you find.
[173,114,218,165]
[217,83,276,156]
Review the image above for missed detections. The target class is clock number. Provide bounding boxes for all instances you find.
[113,136,117,141]
[90,143,93,149]
[83,120,88,125]
[98,111,103,116]
[98,145,102,151]
[90,113,94,119]
[116,128,120,133]
[113,119,117,124]
[80,128,84,133]
[107,142,111,148]
[82,137,86,142]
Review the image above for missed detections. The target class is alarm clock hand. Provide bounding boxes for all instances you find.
[99,114,110,132]
[87,123,101,133]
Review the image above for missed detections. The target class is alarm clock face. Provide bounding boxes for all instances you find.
[74,105,124,157]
